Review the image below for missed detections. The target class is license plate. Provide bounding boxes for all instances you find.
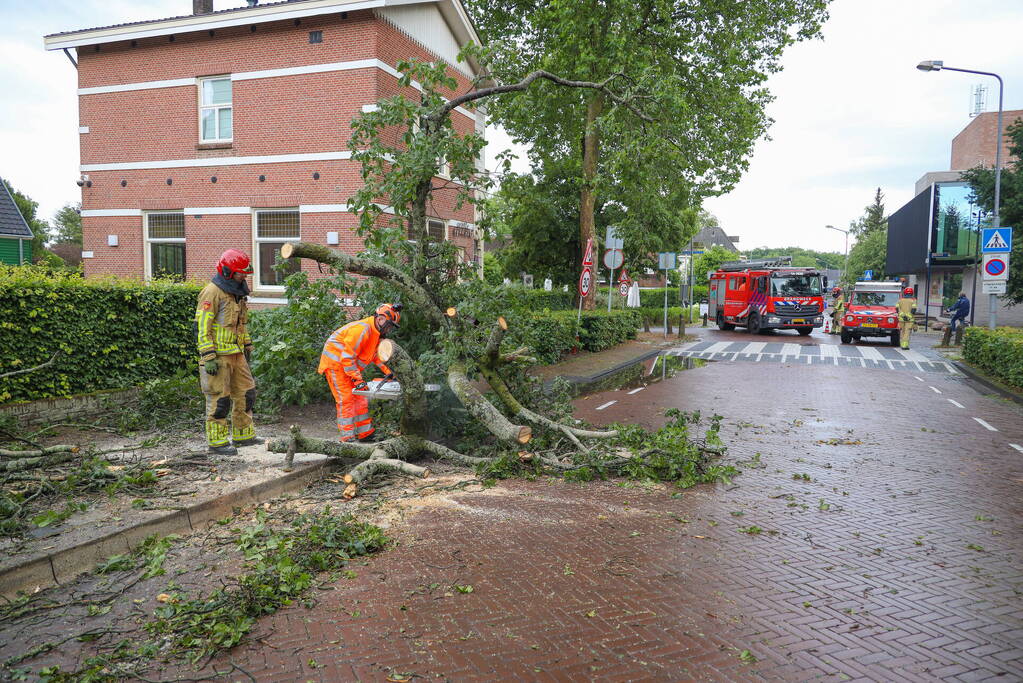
[862,322,878,328]
[791,319,805,324]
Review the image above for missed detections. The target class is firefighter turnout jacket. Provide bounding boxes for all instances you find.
[896,296,917,322]
[195,280,251,362]
[318,316,392,382]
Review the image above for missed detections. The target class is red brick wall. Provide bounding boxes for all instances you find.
[76,10,481,292]
[950,109,1023,170]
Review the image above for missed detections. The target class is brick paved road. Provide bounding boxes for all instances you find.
[165,355,1023,681]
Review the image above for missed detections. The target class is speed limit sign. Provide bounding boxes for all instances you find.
[618,281,629,297]
[579,267,592,297]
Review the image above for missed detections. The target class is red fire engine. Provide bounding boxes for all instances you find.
[708,258,826,335]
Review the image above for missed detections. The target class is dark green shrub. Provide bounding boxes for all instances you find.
[963,326,1023,389]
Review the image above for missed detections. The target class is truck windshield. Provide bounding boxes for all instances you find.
[770,275,821,297]
[852,291,899,307]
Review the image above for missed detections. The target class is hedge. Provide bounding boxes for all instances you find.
[0,266,200,403]
[507,309,642,364]
[963,326,1023,390]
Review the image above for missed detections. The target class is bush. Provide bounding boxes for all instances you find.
[636,305,701,327]
[506,309,641,364]
[0,266,199,403]
[963,326,1023,389]
[504,285,576,310]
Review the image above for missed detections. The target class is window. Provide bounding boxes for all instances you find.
[199,76,232,142]
[145,212,185,280]
[770,275,822,297]
[254,210,301,288]
[729,276,746,292]
[427,219,446,241]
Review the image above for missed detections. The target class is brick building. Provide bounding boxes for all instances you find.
[950,109,1023,171]
[45,0,485,304]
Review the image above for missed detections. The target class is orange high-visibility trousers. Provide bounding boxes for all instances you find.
[325,369,374,441]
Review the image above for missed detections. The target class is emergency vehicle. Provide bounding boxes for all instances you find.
[840,280,903,346]
[708,258,826,335]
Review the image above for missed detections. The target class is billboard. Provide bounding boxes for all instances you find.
[886,186,932,275]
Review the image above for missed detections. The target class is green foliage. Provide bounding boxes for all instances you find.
[962,117,1023,305]
[482,251,505,286]
[963,326,1023,389]
[507,310,641,363]
[247,271,350,408]
[0,266,199,403]
[745,246,844,270]
[636,306,701,327]
[693,246,739,286]
[51,204,82,246]
[1,178,49,260]
[843,189,888,285]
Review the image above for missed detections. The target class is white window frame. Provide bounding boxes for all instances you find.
[143,211,185,280]
[253,208,301,291]
[198,75,233,143]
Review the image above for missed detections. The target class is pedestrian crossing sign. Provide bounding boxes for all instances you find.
[982,227,1012,253]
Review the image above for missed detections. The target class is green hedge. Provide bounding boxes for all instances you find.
[508,309,641,364]
[637,305,701,326]
[504,287,576,310]
[0,266,199,403]
[963,326,1023,389]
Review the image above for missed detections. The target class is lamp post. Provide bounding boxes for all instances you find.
[825,224,849,284]
[917,60,1004,330]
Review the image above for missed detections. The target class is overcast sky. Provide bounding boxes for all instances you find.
[1,0,1021,254]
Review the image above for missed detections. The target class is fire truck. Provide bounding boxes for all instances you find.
[839,280,903,346]
[708,258,826,335]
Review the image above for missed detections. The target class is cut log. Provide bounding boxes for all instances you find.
[377,339,394,363]
[448,363,531,444]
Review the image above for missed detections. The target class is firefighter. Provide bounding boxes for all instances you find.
[318,303,402,442]
[896,286,917,350]
[196,249,260,455]
[830,287,845,335]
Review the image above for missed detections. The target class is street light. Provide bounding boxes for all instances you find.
[918,59,1004,330]
[825,224,849,284]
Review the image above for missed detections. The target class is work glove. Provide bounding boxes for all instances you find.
[354,381,369,391]
[244,344,253,363]
[205,358,220,376]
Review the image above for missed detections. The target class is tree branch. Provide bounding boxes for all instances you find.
[0,351,60,380]
[447,362,531,445]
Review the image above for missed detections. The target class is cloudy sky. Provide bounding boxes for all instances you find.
[1,0,1021,254]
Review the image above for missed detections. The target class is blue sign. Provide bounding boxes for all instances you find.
[679,250,705,255]
[863,270,873,280]
[982,227,1012,253]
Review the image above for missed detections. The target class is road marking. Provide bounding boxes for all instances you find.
[781,343,801,358]
[745,341,768,354]
[596,400,617,411]
[947,399,964,408]
[929,386,942,394]
[914,375,924,382]
[859,346,885,361]
[627,387,644,395]
[973,417,998,432]
[1011,444,1023,453]
[704,342,732,354]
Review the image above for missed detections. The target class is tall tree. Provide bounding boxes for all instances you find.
[1,178,49,259]
[849,188,886,237]
[466,0,830,307]
[843,189,887,285]
[961,117,1023,305]
[51,203,82,245]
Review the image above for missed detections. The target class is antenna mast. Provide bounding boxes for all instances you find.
[969,84,987,118]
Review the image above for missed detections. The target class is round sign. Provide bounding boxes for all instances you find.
[579,267,592,297]
[603,249,624,270]
[985,258,1007,277]
[618,282,629,297]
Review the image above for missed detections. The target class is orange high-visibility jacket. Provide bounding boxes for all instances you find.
[317,316,392,383]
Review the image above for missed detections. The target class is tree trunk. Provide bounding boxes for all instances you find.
[579,93,603,310]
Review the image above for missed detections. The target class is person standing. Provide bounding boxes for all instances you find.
[948,292,971,331]
[830,287,845,335]
[318,303,402,442]
[195,249,260,455]
[896,286,917,350]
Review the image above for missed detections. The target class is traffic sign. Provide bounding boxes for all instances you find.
[983,281,1007,294]
[605,227,623,251]
[603,249,624,270]
[983,253,1009,280]
[679,250,704,255]
[982,227,1012,253]
[618,282,629,297]
[658,252,677,270]
[578,267,592,297]
[582,238,594,267]
[863,269,873,280]
[618,268,630,285]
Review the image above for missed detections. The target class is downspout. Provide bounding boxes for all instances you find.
[19,238,24,265]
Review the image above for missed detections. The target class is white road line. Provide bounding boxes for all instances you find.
[627,387,644,395]
[745,341,767,354]
[1010,444,1023,453]
[596,401,617,411]
[819,344,840,359]
[929,386,942,394]
[914,375,925,382]
[947,399,964,408]
[704,341,732,354]
[900,349,928,362]
[973,417,998,432]
[781,343,801,357]
[859,346,885,361]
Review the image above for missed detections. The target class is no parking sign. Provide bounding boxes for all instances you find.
[983,254,1009,281]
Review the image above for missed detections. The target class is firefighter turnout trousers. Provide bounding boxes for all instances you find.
[324,369,374,441]
[898,314,914,349]
[200,353,256,447]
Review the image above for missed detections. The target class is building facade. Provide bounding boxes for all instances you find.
[45,0,484,304]
[0,180,34,265]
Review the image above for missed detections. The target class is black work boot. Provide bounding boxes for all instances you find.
[233,436,265,448]
[357,433,382,444]
[209,444,238,456]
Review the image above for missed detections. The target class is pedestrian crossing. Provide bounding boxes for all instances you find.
[667,340,959,374]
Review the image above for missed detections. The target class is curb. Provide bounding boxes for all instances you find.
[953,361,1023,407]
[544,348,666,392]
[0,457,336,599]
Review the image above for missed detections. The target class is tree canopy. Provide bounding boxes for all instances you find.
[842,188,887,285]
[745,246,844,269]
[962,117,1023,305]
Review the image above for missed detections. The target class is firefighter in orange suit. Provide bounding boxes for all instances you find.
[196,250,261,455]
[318,303,402,442]
[896,287,917,350]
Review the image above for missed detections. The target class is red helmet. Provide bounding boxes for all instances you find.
[831,287,842,295]
[903,287,914,296]
[217,249,253,278]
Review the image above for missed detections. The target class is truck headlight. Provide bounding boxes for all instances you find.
[767,316,780,323]
[887,317,895,324]
[845,315,854,323]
